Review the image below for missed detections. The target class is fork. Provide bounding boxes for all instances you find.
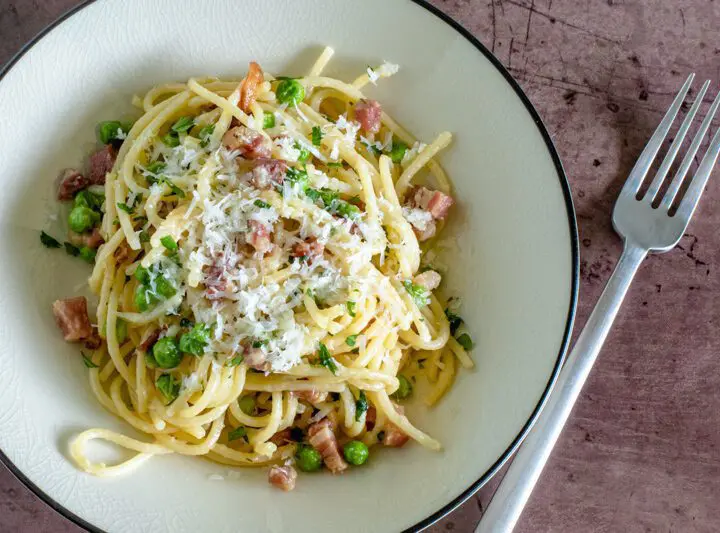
[476,74,720,533]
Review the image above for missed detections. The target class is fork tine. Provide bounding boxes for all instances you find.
[621,73,695,195]
[660,88,720,210]
[644,81,710,202]
[674,125,720,220]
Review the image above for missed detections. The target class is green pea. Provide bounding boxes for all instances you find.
[115,319,128,344]
[343,440,369,466]
[152,337,182,369]
[390,141,408,164]
[68,206,100,233]
[276,79,305,106]
[392,374,412,400]
[238,395,255,415]
[79,246,97,263]
[73,191,91,209]
[295,444,323,472]
[456,333,473,351]
[263,111,275,129]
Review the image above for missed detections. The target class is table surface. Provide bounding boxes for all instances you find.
[2,0,720,532]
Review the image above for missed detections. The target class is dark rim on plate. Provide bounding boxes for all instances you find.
[0,1,579,532]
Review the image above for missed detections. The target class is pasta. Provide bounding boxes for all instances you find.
[45,48,474,490]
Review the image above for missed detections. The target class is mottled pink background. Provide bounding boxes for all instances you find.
[1,1,719,532]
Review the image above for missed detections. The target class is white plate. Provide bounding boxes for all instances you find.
[0,0,578,531]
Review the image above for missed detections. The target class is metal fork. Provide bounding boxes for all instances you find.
[476,74,720,533]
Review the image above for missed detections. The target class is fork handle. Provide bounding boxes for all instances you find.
[476,242,648,533]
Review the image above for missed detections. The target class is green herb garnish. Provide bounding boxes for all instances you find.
[40,231,61,248]
[98,120,129,144]
[198,124,215,147]
[355,390,368,421]
[64,242,80,257]
[445,308,463,336]
[311,126,323,146]
[228,426,248,442]
[317,342,338,375]
[178,323,210,356]
[156,374,180,404]
[346,334,358,347]
[171,116,195,133]
[82,352,99,369]
[402,280,430,307]
[390,141,408,163]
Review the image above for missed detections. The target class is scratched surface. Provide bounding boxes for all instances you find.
[2,0,720,532]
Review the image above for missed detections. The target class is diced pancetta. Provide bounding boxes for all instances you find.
[307,418,347,473]
[52,297,93,342]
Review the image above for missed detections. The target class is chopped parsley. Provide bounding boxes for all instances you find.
[156,374,180,404]
[331,200,361,220]
[295,142,311,163]
[64,242,80,257]
[355,390,368,421]
[311,126,323,146]
[81,352,99,368]
[346,335,358,347]
[116,202,134,214]
[40,231,61,248]
[254,199,271,209]
[390,141,408,163]
[227,354,244,367]
[305,187,339,208]
[171,116,195,133]
[445,308,463,335]
[146,161,167,175]
[117,194,142,215]
[285,166,309,186]
[346,301,357,317]
[162,132,180,147]
[317,342,338,375]
[402,280,430,307]
[178,323,210,356]
[228,426,248,442]
[198,124,215,147]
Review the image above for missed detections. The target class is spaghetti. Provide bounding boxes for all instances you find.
[46,48,474,489]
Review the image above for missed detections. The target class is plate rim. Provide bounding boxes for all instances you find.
[0,1,580,531]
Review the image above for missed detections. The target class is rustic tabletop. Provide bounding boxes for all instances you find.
[2,1,719,532]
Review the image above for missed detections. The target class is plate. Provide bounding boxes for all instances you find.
[0,0,578,531]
